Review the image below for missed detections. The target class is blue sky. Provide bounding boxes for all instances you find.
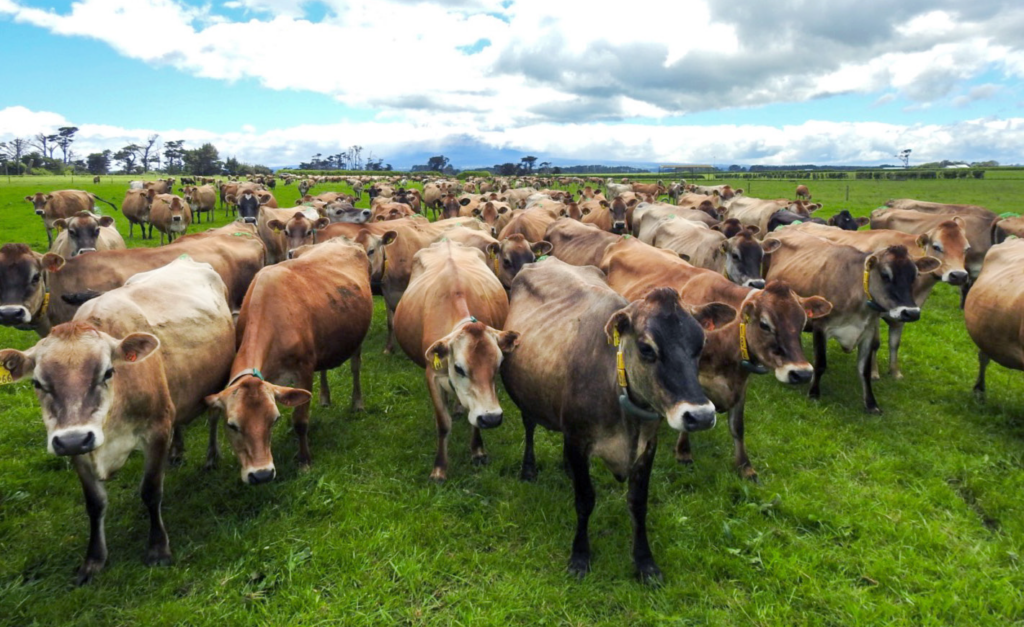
[1,0,1023,167]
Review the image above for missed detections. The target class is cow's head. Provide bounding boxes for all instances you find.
[472,201,508,236]
[712,218,749,238]
[353,228,397,283]
[325,201,371,224]
[165,197,189,231]
[721,231,776,289]
[865,245,941,321]
[559,202,588,221]
[605,287,732,431]
[53,212,115,257]
[271,213,331,259]
[827,210,869,231]
[205,375,311,484]
[736,280,832,384]
[425,321,519,429]
[494,234,551,288]
[1,322,159,457]
[0,243,46,327]
[609,198,629,234]
[24,193,50,216]
[237,190,261,223]
[917,218,970,285]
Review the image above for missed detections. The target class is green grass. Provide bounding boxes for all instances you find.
[2,175,1024,625]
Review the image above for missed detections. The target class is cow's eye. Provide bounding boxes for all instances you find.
[502,258,512,268]
[92,229,100,237]
[32,378,42,390]
[932,243,943,253]
[227,422,240,432]
[103,367,114,381]
[732,253,741,261]
[454,364,466,377]
[30,273,41,285]
[759,320,771,332]
[69,230,77,237]
[637,342,657,362]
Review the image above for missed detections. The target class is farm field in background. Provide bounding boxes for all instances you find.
[1,175,1024,625]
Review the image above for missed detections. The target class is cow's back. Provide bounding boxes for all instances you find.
[965,240,1024,370]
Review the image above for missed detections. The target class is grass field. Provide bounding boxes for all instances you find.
[1,174,1024,625]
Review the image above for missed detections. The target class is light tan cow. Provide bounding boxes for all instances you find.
[965,238,1024,399]
[546,218,625,267]
[123,188,157,239]
[150,194,192,244]
[498,205,561,242]
[51,212,126,258]
[434,226,550,289]
[393,241,519,481]
[641,216,775,288]
[183,185,217,224]
[25,190,96,246]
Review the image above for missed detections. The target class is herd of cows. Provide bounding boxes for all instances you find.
[2,174,1023,586]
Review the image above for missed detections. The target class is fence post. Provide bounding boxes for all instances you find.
[846,185,849,201]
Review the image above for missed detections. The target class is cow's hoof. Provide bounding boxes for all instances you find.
[870,372,880,381]
[891,371,904,381]
[168,454,184,468]
[319,399,331,408]
[429,469,447,483]
[808,390,821,401]
[472,454,488,467]
[351,401,365,413]
[520,466,538,482]
[676,454,694,466]
[740,467,759,483]
[144,547,173,567]
[636,561,663,586]
[75,559,105,586]
[865,406,883,415]
[567,554,590,580]
[203,457,218,471]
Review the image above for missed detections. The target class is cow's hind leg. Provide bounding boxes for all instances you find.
[141,433,172,567]
[350,347,364,411]
[383,307,396,355]
[629,437,661,584]
[520,414,538,481]
[870,321,882,380]
[72,458,108,585]
[974,351,991,398]
[858,332,882,414]
[318,369,331,407]
[204,413,220,470]
[565,438,595,579]
[809,328,827,400]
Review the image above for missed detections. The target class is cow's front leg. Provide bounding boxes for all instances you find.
[809,327,827,400]
[293,372,315,468]
[204,413,220,470]
[674,431,692,464]
[629,438,661,584]
[318,369,331,407]
[350,347,364,411]
[72,457,108,585]
[520,414,538,481]
[169,425,185,466]
[426,369,453,482]
[565,438,595,579]
[974,351,990,398]
[470,426,487,466]
[858,331,882,414]
[729,391,756,480]
[141,433,172,567]
[887,320,905,380]
[383,308,396,355]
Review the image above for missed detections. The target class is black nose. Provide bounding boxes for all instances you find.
[52,431,96,456]
[749,279,766,289]
[287,250,295,259]
[243,217,257,224]
[247,468,276,485]
[788,369,812,384]
[900,308,921,322]
[477,412,503,429]
[947,271,968,286]
[612,222,626,233]
[0,307,26,324]
[683,407,716,432]
[172,216,182,222]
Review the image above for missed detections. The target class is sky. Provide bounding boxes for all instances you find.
[1,0,1023,168]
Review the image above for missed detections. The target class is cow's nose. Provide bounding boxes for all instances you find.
[947,270,968,285]
[747,279,766,289]
[247,468,276,485]
[35,209,44,215]
[75,248,97,256]
[900,307,921,322]
[287,250,295,259]
[788,369,812,384]
[52,431,96,456]
[477,412,503,429]
[0,306,28,324]
[243,217,257,224]
[682,406,717,432]
[612,222,626,233]
[172,216,182,222]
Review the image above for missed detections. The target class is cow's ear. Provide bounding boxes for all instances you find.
[678,253,691,262]
[761,238,781,254]
[497,206,508,214]
[24,196,33,202]
[381,230,398,246]
[42,253,65,273]
[710,224,722,232]
[273,384,312,407]
[559,208,568,216]
[604,307,632,343]
[496,330,520,354]
[798,295,833,320]
[375,215,386,222]
[808,203,822,213]
[459,198,471,206]
[953,216,966,229]
[581,207,591,215]
[855,217,870,228]
[204,391,225,411]
[0,348,35,381]
[294,199,304,205]
[531,241,553,256]
[472,208,482,216]
[719,240,730,254]
[690,302,736,332]
[916,256,942,274]
[425,339,450,366]
[267,219,285,232]
[98,216,115,228]
[53,219,68,231]
[916,234,931,248]
[865,253,879,271]
[43,194,52,203]
[746,225,760,235]
[485,242,500,260]
[116,332,160,365]
[735,188,744,195]
[314,217,330,230]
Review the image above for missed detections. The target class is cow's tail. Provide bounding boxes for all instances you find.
[61,290,103,306]
[91,194,120,212]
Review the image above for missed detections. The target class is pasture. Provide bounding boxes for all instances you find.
[1,174,1024,625]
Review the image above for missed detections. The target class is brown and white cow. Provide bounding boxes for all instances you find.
[764,229,939,413]
[965,238,1024,399]
[25,190,96,246]
[51,212,126,259]
[600,237,829,478]
[182,185,217,224]
[149,194,192,244]
[267,210,332,259]
[123,188,157,239]
[0,243,49,335]
[393,241,519,481]
[0,257,234,583]
[205,238,373,483]
[582,197,632,234]
[502,258,728,581]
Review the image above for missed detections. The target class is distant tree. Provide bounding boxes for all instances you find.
[1,138,29,164]
[496,162,517,176]
[140,134,160,172]
[552,166,562,174]
[384,163,393,171]
[114,144,141,173]
[86,150,112,175]
[31,133,52,158]
[520,155,538,172]
[728,164,744,172]
[427,155,450,172]
[183,143,222,175]
[56,126,79,164]
[163,139,186,173]
[224,156,242,176]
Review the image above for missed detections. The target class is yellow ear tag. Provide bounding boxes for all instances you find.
[433,355,442,370]
[41,292,50,316]
[273,227,282,234]
[616,351,628,388]
[613,327,620,347]
[56,225,64,233]
[863,269,871,298]
[0,365,13,385]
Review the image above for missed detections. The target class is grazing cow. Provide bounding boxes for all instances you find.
[182,185,217,224]
[502,259,730,581]
[791,220,969,379]
[795,185,811,200]
[92,176,100,184]
[764,229,939,412]
[393,241,518,481]
[640,216,775,288]
[123,188,156,239]
[25,190,97,246]
[965,239,1024,399]
[827,210,869,231]
[149,194,192,244]
[42,223,266,326]
[51,212,126,258]
[546,218,625,267]
[205,238,373,483]
[0,257,234,584]
[0,243,49,336]
[600,238,829,478]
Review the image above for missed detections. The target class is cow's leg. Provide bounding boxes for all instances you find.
[46,227,53,247]
[318,369,331,407]
[674,431,692,464]
[628,437,661,584]
[168,425,185,466]
[350,347,364,411]
[729,391,756,480]
[809,328,827,400]
[72,457,108,585]
[960,280,971,310]
[870,321,882,380]
[974,351,990,397]
[565,438,595,579]
[520,414,538,481]
[141,433,172,567]
[858,332,882,414]
[383,307,396,355]
[426,370,453,482]
[887,320,905,380]
[470,426,488,466]
[204,413,220,470]
[293,371,315,469]
[128,221,134,239]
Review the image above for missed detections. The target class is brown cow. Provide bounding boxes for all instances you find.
[0,257,234,583]
[582,197,631,234]
[393,241,519,481]
[267,210,332,259]
[143,178,174,194]
[884,198,994,218]
[795,185,811,200]
[372,202,416,222]
[600,237,829,478]
[631,181,667,198]
[205,238,373,483]
[149,194,192,244]
[435,226,550,289]
[0,243,49,335]
[546,218,625,267]
[123,188,157,239]
[182,185,217,224]
[633,203,719,239]
[498,205,560,242]
[764,229,939,412]
[25,190,96,246]
[51,212,126,258]
[965,239,1024,399]
[470,200,512,237]
[502,258,727,580]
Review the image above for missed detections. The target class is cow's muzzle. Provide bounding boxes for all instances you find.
[612,222,627,233]
[891,306,921,322]
[247,467,276,485]
[51,429,98,456]
[745,278,766,289]
[0,305,30,325]
[476,412,503,429]
[944,270,968,286]
[74,248,97,257]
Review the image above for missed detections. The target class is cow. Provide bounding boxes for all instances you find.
[600,237,829,478]
[498,205,561,242]
[468,200,512,237]
[392,241,519,481]
[204,238,373,483]
[965,239,1024,400]
[764,229,939,412]
[631,181,667,198]
[51,212,126,259]
[267,211,332,259]
[723,196,823,236]
[545,218,625,267]
[502,258,730,581]
[795,185,811,200]
[667,181,687,204]
[422,183,444,216]
[182,185,217,224]
[690,184,743,199]
[434,226,550,289]
[605,180,632,198]
[42,223,266,326]
[0,257,234,584]
[123,188,157,239]
[883,198,994,218]
[639,216,775,288]
[256,206,309,264]
[372,202,416,222]
[92,176,101,184]
[633,203,719,240]
[582,197,631,234]
[235,188,274,224]
[0,243,49,336]
[149,194,192,244]
[790,220,969,379]
[25,190,98,246]
[144,179,174,194]
[322,200,372,224]
[827,210,869,231]
[128,180,145,190]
